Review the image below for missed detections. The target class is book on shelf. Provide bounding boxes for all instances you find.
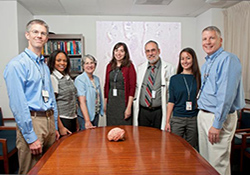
[70,58,82,72]
[43,40,82,55]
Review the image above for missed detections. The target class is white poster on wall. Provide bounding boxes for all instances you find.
[96,21,181,84]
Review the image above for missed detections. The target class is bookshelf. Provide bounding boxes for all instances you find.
[43,34,85,78]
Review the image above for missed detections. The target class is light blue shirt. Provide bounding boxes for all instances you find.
[198,47,245,129]
[4,48,58,144]
[74,71,104,121]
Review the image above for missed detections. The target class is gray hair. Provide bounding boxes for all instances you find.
[26,19,49,34]
[202,26,221,38]
[82,54,97,66]
[145,40,160,49]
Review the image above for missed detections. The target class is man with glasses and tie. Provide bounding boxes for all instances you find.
[134,40,175,130]
[4,19,60,174]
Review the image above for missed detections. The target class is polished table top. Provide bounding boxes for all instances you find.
[28,126,219,175]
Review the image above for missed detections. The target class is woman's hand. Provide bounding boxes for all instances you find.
[124,107,131,120]
[165,123,171,132]
[85,121,96,129]
[59,126,72,136]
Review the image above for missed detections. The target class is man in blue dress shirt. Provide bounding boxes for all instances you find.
[4,19,60,174]
[197,26,245,175]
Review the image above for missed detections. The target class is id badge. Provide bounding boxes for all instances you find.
[113,89,117,96]
[186,101,192,111]
[42,90,49,103]
[152,90,156,99]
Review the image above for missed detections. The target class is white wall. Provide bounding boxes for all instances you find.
[17,2,33,52]
[0,1,32,119]
[0,1,19,118]
[196,8,224,67]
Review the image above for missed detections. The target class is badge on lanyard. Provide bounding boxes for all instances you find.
[183,76,193,111]
[186,101,192,111]
[113,89,117,96]
[42,90,49,103]
[152,90,156,99]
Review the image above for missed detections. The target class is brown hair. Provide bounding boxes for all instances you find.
[110,42,131,70]
[177,47,201,94]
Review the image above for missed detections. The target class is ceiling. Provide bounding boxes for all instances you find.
[5,0,242,17]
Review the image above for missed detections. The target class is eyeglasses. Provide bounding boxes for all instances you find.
[30,30,48,37]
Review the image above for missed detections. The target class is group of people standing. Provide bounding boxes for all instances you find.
[4,19,245,175]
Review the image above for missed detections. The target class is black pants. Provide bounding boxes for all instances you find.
[61,118,77,132]
[138,106,162,129]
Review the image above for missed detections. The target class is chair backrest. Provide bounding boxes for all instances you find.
[239,108,250,129]
[0,107,3,126]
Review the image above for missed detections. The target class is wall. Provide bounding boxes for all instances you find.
[0,1,32,120]
[196,8,224,66]
[0,1,19,118]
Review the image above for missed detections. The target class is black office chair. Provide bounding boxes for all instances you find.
[231,108,250,172]
[0,107,17,174]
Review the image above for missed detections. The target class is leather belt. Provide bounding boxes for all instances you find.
[30,110,54,117]
[140,105,161,111]
[201,109,235,114]
[201,109,211,113]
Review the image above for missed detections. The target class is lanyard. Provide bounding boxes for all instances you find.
[183,76,193,101]
[113,68,120,88]
[197,50,223,99]
[24,51,45,89]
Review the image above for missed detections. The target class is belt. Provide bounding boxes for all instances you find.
[30,110,54,117]
[201,109,235,114]
[201,109,211,113]
[140,105,161,111]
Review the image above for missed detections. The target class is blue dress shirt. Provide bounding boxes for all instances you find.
[197,47,245,129]
[74,71,104,121]
[4,48,58,144]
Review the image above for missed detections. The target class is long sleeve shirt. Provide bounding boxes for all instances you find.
[197,47,245,129]
[75,71,104,121]
[4,48,58,144]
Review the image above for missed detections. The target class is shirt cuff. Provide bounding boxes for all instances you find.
[212,120,223,130]
[23,131,38,144]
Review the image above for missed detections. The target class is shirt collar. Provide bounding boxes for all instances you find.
[147,58,161,69]
[205,47,224,61]
[52,69,70,80]
[25,48,44,63]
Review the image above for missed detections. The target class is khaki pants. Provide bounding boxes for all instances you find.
[198,110,237,175]
[16,114,56,174]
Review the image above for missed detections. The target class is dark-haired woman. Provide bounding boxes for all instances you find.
[165,48,201,148]
[47,50,78,135]
[104,42,136,126]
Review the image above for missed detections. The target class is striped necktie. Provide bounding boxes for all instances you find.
[145,66,155,107]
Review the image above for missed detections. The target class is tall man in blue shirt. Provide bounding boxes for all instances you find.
[4,19,60,174]
[197,26,245,175]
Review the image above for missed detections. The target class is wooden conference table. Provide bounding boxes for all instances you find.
[28,126,219,175]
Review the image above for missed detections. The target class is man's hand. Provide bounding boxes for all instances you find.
[208,126,221,145]
[29,139,42,155]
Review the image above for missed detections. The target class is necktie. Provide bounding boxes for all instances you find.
[145,66,155,107]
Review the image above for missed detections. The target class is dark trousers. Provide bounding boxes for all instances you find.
[138,106,162,129]
[61,118,77,133]
[170,116,198,148]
